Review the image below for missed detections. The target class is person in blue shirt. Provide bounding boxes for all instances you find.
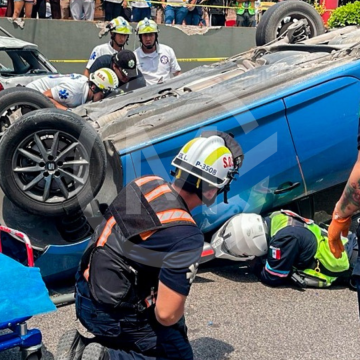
[56,131,244,360]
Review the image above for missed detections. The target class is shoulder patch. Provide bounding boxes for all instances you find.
[270,246,281,260]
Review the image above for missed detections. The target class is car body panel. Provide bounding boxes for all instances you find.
[4,27,360,282]
[129,99,305,232]
[284,76,360,193]
[34,239,89,282]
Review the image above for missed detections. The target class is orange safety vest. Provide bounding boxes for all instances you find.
[80,176,197,310]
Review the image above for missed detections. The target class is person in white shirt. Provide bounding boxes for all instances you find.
[84,16,133,77]
[134,18,181,86]
[26,69,119,110]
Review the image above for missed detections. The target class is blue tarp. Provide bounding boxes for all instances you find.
[0,253,56,323]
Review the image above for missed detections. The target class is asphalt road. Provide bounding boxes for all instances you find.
[6,262,360,360]
[2,184,360,360]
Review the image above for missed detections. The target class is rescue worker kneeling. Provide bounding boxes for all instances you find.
[55,131,243,360]
[212,210,357,288]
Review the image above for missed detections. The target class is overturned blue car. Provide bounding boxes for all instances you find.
[0,24,359,282]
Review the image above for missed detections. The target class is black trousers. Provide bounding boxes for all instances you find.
[75,290,193,360]
[209,13,226,26]
[103,1,131,22]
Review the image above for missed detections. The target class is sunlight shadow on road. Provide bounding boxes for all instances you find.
[191,337,234,360]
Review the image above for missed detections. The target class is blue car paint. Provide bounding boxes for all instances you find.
[33,48,360,280]
[128,99,305,233]
[35,239,89,282]
[284,76,360,193]
[123,68,360,233]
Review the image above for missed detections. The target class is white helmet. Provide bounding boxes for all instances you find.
[89,68,119,93]
[172,135,235,188]
[109,16,133,35]
[211,213,268,259]
[136,17,159,34]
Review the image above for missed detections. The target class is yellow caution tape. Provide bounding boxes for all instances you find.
[177,57,227,61]
[50,57,227,63]
[127,0,267,9]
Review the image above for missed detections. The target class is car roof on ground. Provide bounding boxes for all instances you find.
[0,36,38,50]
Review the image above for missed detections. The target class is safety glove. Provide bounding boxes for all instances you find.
[328,212,351,259]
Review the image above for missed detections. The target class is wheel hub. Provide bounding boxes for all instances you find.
[46,161,56,171]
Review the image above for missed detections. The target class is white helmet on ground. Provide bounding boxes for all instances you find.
[89,68,119,93]
[211,213,268,260]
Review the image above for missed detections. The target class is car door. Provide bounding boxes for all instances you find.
[129,99,305,233]
[284,77,360,194]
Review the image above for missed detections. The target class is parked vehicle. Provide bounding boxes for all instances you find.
[1,25,360,282]
[0,27,58,89]
[0,27,58,138]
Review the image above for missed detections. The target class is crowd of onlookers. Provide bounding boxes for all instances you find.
[6,0,261,27]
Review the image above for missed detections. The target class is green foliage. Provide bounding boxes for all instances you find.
[328,1,360,28]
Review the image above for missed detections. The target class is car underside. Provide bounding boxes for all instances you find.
[1,25,360,282]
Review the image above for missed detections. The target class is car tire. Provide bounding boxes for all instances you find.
[256,0,325,46]
[0,87,55,140]
[0,108,107,217]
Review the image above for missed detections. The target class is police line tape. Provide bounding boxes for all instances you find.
[50,57,227,63]
[119,0,275,10]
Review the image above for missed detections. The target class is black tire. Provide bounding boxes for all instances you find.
[0,108,106,217]
[256,1,325,46]
[0,87,54,140]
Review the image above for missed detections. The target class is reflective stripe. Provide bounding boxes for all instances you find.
[144,184,172,203]
[157,209,196,224]
[97,216,117,247]
[140,230,156,241]
[204,146,231,166]
[182,138,200,153]
[84,216,117,281]
[135,176,163,187]
[265,262,289,278]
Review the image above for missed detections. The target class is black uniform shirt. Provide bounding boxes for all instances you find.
[89,54,147,93]
[121,225,204,296]
[260,221,317,286]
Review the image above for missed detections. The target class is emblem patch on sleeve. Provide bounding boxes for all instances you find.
[186,263,199,284]
[270,246,281,260]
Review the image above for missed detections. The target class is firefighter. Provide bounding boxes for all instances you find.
[56,131,244,360]
[212,210,357,288]
[84,16,133,78]
[26,68,119,110]
[134,18,181,86]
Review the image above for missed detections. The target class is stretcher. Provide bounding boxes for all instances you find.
[0,226,56,360]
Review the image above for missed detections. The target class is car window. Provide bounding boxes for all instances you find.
[0,51,16,72]
[0,50,51,75]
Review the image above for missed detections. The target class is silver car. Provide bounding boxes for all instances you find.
[0,27,58,90]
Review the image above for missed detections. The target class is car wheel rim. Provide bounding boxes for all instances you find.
[12,129,90,204]
[275,16,313,39]
[0,103,44,139]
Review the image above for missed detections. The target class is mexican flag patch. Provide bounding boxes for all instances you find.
[270,246,281,260]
